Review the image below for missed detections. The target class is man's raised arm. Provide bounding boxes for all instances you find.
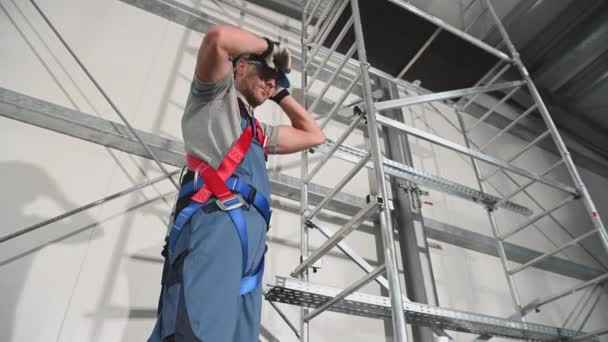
[195,25,268,82]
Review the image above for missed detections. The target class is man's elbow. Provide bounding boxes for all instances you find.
[203,25,228,48]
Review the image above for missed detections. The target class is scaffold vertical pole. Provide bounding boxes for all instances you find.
[349,0,409,340]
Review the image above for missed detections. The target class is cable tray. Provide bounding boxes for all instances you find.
[314,141,533,216]
[266,276,586,341]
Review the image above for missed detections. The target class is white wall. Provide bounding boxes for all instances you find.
[1,0,606,341]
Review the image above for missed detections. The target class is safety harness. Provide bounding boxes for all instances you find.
[168,98,271,296]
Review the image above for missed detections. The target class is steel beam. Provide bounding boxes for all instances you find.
[1,88,601,282]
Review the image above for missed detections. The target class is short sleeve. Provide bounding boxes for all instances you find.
[190,71,233,101]
[258,121,280,154]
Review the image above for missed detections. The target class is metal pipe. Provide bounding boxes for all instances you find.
[461,63,512,110]
[309,0,337,40]
[306,0,349,61]
[304,113,364,183]
[308,0,348,46]
[499,196,576,241]
[300,9,311,342]
[397,27,442,79]
[508,229,599,275]
[494,159,563,207]
[479,104,538,151]
[28,0,179,190]
[481,130,551,181]
[303,0,323,27]
[320,72,361,129]
[0,170,180,244]
[309,44,357,112]
[304,264,386,322]
[350,0,409,340]
[306,16,354,88]
[265,293,301,339]
[484,0,608,254]
[291,199,380,277]
[375,81,524,112]
[455,109,525,315]
[387,0,511,62]
[522,272,608,314]
[307,152,372,219]
[466,85,521,133]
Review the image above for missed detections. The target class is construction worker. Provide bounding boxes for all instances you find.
[148,24,325,342]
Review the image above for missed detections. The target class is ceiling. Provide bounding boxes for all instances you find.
[248,0,608,176]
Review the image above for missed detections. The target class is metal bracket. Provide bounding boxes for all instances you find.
[366,194,384,206]
[398,183,429,196]
[353,105,367,124]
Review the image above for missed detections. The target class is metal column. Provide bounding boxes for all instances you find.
[349,0,409,340]
[379,77,435,342]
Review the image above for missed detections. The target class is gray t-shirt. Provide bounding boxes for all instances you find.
[182,70,279,169]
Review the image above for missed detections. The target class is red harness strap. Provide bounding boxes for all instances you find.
[186,118,268,204]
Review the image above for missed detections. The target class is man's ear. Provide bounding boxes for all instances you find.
[234,58,248,78]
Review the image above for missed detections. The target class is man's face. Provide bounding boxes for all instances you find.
[235,59,277,107]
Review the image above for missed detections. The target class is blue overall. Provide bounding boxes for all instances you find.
[149,114,271,342]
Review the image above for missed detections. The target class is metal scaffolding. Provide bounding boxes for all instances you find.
[2,0,608,341]
[265,0,608,341]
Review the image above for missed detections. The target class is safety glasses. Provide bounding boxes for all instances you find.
[246,60,281,81]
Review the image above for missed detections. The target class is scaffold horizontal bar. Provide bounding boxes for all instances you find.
[313,141,533,215]
[374,114,577,196]
[374,81,524,112]
[265,277,585,340]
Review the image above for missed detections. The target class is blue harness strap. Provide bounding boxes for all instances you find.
[169,176,271,295]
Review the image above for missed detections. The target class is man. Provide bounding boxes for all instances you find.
[149,24,325,342]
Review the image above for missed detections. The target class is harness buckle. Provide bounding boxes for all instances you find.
[216,194,246,211]
[193,167,201,192]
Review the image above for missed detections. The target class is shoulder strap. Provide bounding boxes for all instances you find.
[188,122,254,203]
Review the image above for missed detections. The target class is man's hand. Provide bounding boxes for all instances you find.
[260,38,291,74]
